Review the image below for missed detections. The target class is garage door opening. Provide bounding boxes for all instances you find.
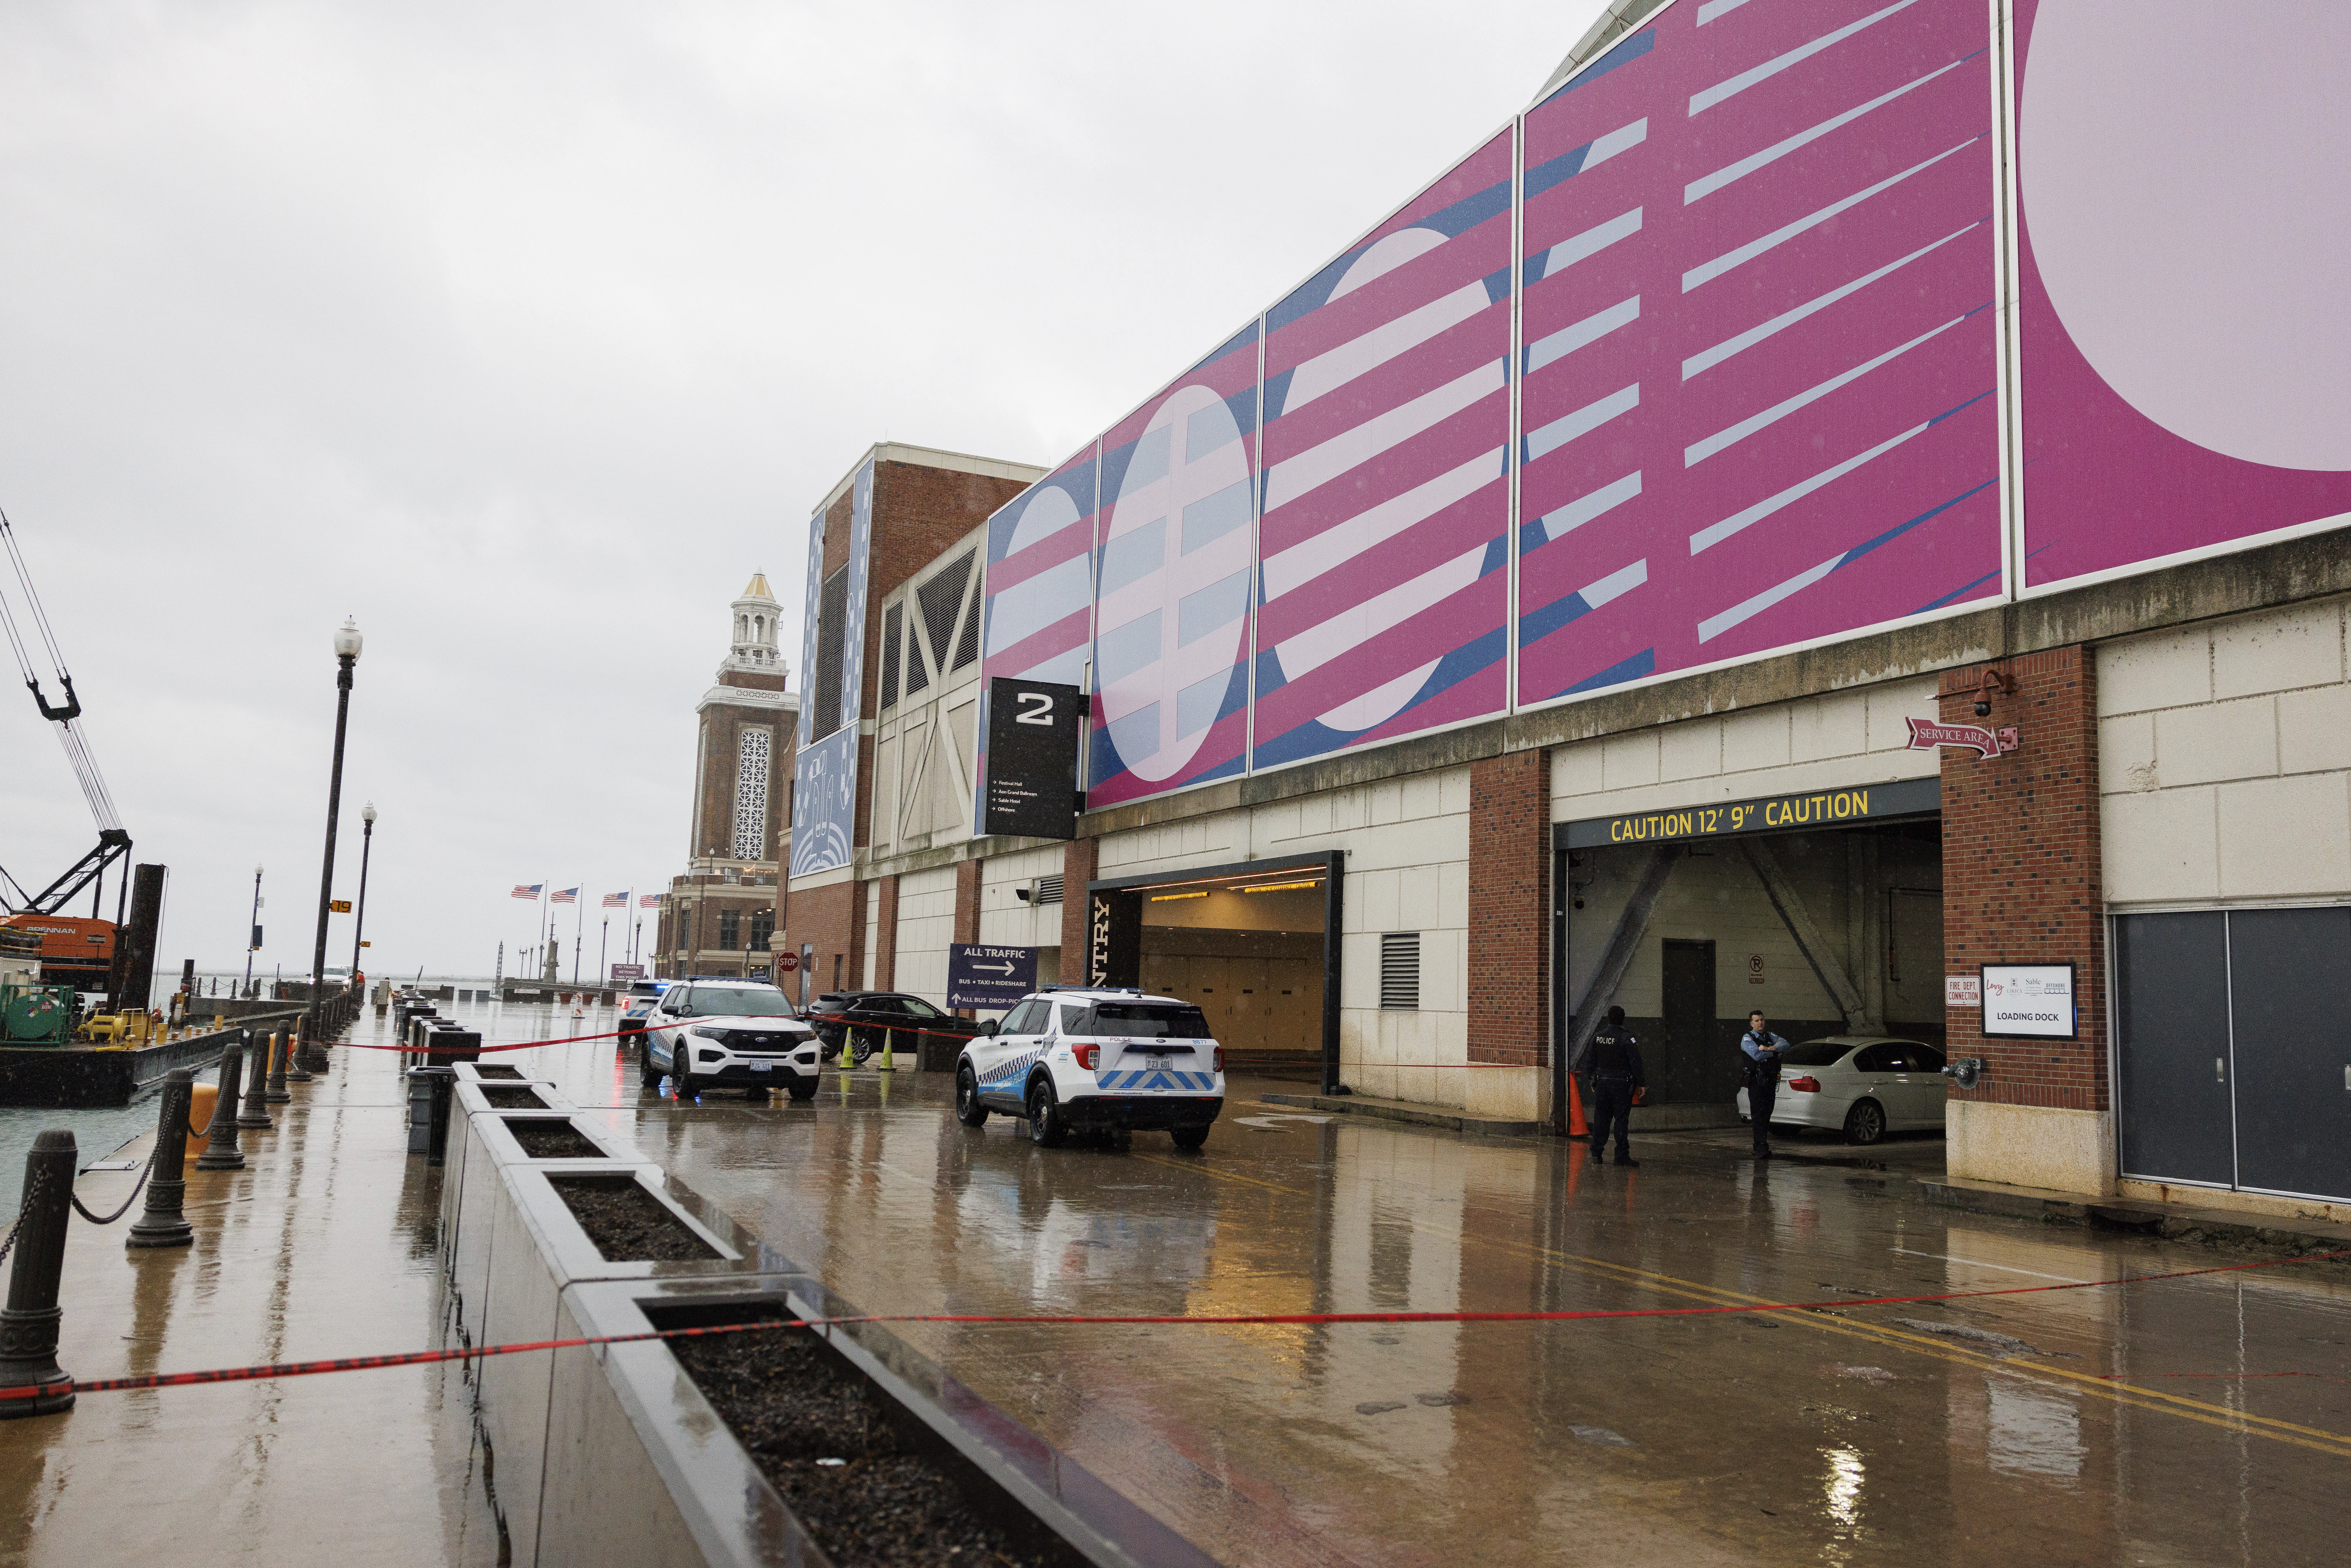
[1553,781,1942,1115]
[1084,853,1341,1088]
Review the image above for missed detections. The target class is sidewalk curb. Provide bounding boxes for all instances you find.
[1259,1093,1547,1139]
[1917,1178,2351,1260]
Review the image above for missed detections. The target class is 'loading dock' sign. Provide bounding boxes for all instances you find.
[1562,776,1940,849]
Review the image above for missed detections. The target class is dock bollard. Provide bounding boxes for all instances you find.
[195,1042,247,1172]
[236,1028,272,1130]
[128,1069,197,1250]
[263,1031,291,1104]
[286,1020,314,1083]
[0,1130,77,1418]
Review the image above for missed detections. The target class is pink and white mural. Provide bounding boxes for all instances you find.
[2013,0,2351,589]
[1087,326,1260,808]
[1251,131,1515,771]
[1515,0,2001,705]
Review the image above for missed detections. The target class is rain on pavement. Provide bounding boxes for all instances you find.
[4,995,2345,1566]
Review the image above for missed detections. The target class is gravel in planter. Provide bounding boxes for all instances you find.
[507,1119,605,1160]
[478,1086,552,1109]
[473,1064,525,1080]
[548,1176,720,1262]
[669,1317,1055,1568]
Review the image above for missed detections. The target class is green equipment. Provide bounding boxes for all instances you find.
[1,982,74,1044]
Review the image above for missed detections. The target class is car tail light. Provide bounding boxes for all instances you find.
[1073,1042,1099,1070]
[1213,1046,1225,1073]
[1788,1075,1821,1093]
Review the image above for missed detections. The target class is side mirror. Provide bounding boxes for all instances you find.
[979,1020,999,1037]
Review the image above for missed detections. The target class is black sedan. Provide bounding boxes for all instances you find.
[804,991,979,1062]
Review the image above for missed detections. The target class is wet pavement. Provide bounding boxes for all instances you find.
[5,997,2348,1565]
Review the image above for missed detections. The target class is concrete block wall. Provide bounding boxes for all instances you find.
[2098,596,2351,904]
[977,844,1066,997]
[887,866,959,1008]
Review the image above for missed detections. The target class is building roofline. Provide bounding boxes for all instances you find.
[813,443,1050,519]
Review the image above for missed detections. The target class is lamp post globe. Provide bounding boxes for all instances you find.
[299,618,363,1075]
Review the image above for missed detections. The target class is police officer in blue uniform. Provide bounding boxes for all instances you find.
[1740,1010,1788,1159]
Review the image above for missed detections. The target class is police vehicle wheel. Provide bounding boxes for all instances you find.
[955,1065,989,1127]
[1843,1099,1886,1145]
[1025,1079,1066,1147]
[1169,1126,1210,1150]
[638,1050,662,1088]
[786,1081,817,1103]
[679,1072,705,1101]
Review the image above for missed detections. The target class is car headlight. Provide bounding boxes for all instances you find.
[686,1025,722,1040]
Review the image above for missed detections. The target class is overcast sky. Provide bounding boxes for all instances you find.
[0,0,1608,984]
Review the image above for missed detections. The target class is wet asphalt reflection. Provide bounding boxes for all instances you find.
[530,1022,2351,1568]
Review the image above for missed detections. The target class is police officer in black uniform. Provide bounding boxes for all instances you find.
[1579,1005,1645,1167]
[1740,1010,1789,1159]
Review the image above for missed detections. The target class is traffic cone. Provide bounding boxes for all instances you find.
[1568,1075,1589,1139]
[836,1034,854,1070]
[879,1029,895,1072]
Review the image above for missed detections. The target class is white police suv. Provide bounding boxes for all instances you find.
[639,979,822,1100]
[954,987,1225,1148]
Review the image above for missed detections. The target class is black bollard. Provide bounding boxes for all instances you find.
[236,1028,272,1130]
[194,1043,247,1172]
[286,1018,314,1083]
[264,1030,291,1104]
[127,1069,197,1249]
[0,1129,78,1417]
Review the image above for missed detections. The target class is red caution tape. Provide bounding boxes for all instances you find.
[8,1247,2343,1404]
[334,1020,714,1055]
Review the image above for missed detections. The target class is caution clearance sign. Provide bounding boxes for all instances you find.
[1561,777,1939,850]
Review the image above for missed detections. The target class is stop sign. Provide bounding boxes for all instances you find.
[776,952,799,972]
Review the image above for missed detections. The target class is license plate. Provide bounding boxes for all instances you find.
[1148,1055,1171,1069]
[749,1061,772,1073]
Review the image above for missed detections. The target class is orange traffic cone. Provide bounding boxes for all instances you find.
[1568,1075,1589,1139]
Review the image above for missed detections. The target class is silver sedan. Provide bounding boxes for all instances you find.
[1736,1036,1948,1144]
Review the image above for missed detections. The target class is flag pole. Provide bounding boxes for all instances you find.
[571,881,584,986]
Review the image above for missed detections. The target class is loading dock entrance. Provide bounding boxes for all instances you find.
[1550,779,1943,1124]
[1086,852,1342,1091]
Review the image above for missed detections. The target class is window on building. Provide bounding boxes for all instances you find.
[719,909,741,950]
[749,909,774,949]
[732,728,770,861]
[879,601,903,709]
[1380,932,1421,1011]
[814,565,849,735]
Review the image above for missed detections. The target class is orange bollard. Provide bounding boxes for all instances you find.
[1568,1075,1589,1139]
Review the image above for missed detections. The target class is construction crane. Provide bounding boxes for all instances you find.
[0,507,132,929]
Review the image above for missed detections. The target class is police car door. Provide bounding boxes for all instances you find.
[978,998,1040,1104]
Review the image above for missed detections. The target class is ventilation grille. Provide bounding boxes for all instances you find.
[879,602,903,710]
[813,565,849,735]
[950,587,981,673]
[1379,932,1421,1011]
[915,551,974,683]
[1034,874,1064,906]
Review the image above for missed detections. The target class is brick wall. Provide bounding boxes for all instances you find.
[1468,749,1550,1067]
[788,879,867,997]
[864,462,1030,725]
[692,692,793,862]
[1061,838,1098,962]
[873,876,899,991]
[952,858,983,1017]
[1939,645,2107,1111]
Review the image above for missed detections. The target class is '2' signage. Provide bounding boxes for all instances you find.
[982,677,1082,840]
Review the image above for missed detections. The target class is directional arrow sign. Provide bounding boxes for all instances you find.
[947,943,1038,1010]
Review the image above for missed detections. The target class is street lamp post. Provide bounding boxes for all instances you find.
[351,803,377,979]
[297,618,363,1075]
[242,864,263,998]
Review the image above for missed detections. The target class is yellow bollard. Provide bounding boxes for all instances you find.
[879,1029,894,1073]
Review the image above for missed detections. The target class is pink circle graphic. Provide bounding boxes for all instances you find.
[2024,0,2351,471]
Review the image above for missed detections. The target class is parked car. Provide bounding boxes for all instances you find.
[639,979,821,1099]
[955,987,1224,1148]
[616,981,666,1042]
[805,990,980,1062]
[1735,1036,1949,1144]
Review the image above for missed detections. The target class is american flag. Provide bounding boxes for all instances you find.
[601,892,628,907]
[551,887,579,904]
[639,893,660,907]
[510,884,542,899]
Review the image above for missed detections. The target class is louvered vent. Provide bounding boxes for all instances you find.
[878,602,902,710]
[1034,874,1064,906]
[950,584,981,673]
[1379,932,1421,1011]
[914,551,974,686]
[813,565,849,735]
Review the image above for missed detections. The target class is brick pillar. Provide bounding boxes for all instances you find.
[952,858,982,1017]
[872,875,899,992]
[1060,839,1098,984]
[1467,750,1550,1068]
[1939,646,2110,1193]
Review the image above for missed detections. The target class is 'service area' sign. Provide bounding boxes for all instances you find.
[946,943,1037,1010]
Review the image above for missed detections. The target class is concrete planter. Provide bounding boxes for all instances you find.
[440,1079,580,1313]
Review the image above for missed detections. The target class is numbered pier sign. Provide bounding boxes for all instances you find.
[983,677,1082,840]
